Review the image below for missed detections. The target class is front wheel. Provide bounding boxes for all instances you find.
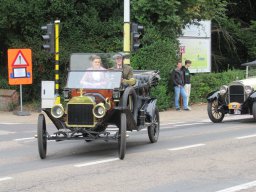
[118,113,126,160]
[207,100,225,123]
[148,107,160,143]
[37,114,47,159]
[252,102,256,121]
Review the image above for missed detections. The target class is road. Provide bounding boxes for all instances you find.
[0,116,256,192]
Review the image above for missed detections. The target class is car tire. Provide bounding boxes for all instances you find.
[207,100,225,123]
[252,102,256,121]
[38,114,47,159]
[118,113,126,160]
[148,107,160,143]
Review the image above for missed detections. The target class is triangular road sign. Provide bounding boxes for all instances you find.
[12,50,29,67]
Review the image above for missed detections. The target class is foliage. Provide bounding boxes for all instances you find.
[131,36,178,109]
[190,69,245,103]
[211,0,256,72]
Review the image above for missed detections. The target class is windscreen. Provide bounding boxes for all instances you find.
[67,70,122,89]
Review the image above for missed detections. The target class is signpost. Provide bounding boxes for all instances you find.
[8,49,32,116]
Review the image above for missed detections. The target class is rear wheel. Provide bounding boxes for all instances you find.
[207,100,225,123]
[37,114,47,159]
[148,108,160,143]
[252,102,256,121]
[118,113,126,160]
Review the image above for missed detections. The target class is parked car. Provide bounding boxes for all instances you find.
[37,53,160,159]
[207,60,256,123]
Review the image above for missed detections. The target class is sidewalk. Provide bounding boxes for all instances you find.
[0,103,208,124]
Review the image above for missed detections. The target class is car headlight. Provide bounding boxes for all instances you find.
[93,103,106,118]
[244,85,253,95]
[112,89,120,99]
[51,104,64,118]
[219,85,228,95]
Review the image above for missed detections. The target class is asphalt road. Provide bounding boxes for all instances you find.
[0,116,256,192]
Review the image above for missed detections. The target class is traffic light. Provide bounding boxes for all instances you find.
[131,22,144,51]
[41,23,55,53]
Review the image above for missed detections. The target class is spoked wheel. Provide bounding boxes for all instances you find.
[148,107,160,143]
[252,102,256,121]
[207,100,225,123]
[118,113,126,160]
[37,114,47,159]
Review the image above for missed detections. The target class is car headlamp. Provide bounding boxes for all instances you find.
[244,85,253,95]
[219,85,228,95]
[51,104,64,118]
[112,89,120,99]
[93,103,106,118]
[63,88,70,100]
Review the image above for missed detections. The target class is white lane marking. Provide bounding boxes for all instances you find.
[236,134,256,140]
[0,130,15,135]
[161,122,185,126]
[168,144,205,151]
[174,122,205,127]
[74,158,119,168]
[14,137,35,141]
[216,180,256,192]
[0,123,21,125]
[0,177,13,182]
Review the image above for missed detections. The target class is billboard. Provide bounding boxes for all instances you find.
[178,20,211,73]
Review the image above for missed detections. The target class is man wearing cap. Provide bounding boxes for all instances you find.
[112,53,136,86]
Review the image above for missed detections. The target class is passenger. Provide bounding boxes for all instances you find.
[112,53,136,86]
[80,55,106,87]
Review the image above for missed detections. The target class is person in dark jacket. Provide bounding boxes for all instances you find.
[171,61,189,111]
[112,53,136,86]
[182,60,192,107]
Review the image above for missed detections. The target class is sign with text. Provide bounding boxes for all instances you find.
[178,20,211,73]
[8,49,33,85]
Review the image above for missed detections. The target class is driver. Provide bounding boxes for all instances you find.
[112,53,136,86]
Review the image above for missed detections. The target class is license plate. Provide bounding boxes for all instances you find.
[228,102,241,110]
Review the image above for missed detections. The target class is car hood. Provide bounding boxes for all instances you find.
[230,77,256,89]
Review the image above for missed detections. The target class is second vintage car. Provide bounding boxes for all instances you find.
[207,60,256,123]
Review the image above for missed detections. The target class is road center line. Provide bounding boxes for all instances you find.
[168,143,205,151]
[0,177,13,182]
[236,134,256,140]
[216,180,256,192]
[14,137,35,141]
[74,158,119,167]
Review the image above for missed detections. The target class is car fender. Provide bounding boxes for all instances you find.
[249,91,256,102]
[207,90,220,102]
[119,86,138,124]
[145,98,157,122]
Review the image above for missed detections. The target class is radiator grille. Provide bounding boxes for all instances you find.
[67,104,94,125]
[229,85,244,103]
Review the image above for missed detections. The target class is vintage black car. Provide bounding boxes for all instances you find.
[207,61,256,123]
[37,53,160,159]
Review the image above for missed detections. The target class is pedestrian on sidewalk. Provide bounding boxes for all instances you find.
[171,61,189,111]
[182,60,192,108]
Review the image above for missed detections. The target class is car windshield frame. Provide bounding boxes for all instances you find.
[66,70,122,89]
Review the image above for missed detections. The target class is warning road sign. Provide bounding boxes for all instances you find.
[12,51,29,67]
[8,49,32,85]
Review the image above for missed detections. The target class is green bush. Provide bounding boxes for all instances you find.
[190,69,245,103]
[132,38,178,110]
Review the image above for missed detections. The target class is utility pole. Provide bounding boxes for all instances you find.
[54,20,60,104]
[123,0,130,65]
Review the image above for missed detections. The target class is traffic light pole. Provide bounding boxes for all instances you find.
[54,20,60,104]
[123,0,130,65]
